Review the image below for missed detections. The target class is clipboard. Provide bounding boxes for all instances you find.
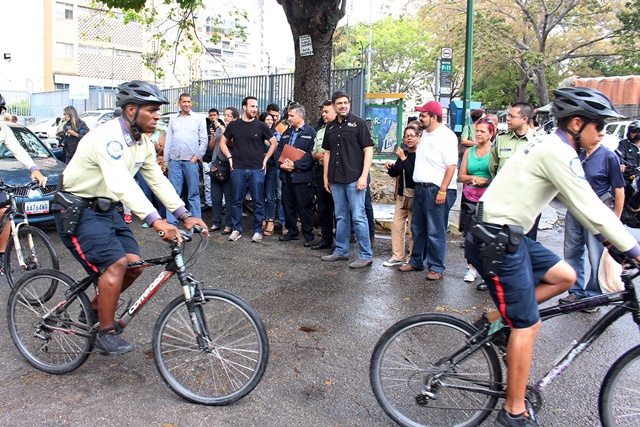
[278,143,306,164]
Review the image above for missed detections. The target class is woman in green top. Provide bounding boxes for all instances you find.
[458,118,494,290]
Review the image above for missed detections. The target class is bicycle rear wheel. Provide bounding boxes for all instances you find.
[7,269,94,374]
[370,313,502,427]
[5,225,59,295]
[599,344,640,427]
[152,289,269,405]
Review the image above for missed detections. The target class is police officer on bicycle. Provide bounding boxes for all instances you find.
[465,87,640,427]
[54,81,208,356]
[0,95,48,273]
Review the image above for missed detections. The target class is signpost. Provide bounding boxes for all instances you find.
[439,48,452,107]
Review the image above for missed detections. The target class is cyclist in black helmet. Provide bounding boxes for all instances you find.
[54,80,208,356]
[465,87,640,427]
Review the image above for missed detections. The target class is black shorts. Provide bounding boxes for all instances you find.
[465,235,561,329]
[55,208,140,277]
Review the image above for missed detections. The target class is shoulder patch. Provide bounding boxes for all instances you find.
[106,140,124,160]
[569,157,586,180]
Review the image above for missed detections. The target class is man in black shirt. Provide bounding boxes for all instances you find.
[220,96,278,243]
[321,91,374,269]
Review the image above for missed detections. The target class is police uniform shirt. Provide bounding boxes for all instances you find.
[481,130,640,256]
[62,118,186,225]
[489,127,536,177]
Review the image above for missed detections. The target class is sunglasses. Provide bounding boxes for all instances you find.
[592,120,606,132]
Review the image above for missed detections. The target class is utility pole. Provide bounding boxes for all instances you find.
[462,0,475,129]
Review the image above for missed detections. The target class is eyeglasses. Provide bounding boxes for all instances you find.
[591,120,606,132]
[403,134,417,138]
[478,118,494,125]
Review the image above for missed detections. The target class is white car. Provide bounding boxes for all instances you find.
[605,120,634,141]
[78,109,115,129]
[28,118,61,148]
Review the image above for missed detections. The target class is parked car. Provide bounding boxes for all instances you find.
[0,122,65,223]
[28,118,61,148]
[605,120,634,141]
[79,109,115,129]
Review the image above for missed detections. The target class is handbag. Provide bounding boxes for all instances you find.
[209,154,230,182]
[401,169,414,210]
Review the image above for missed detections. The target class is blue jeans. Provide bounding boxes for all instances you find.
[264,166,278,219]
[276,178,285,224]
[230,169,265,234]
[136,172,166,218]
[166,160,201,225]
[331,182,372,260]
[409,184,457,274]
[563,211,603,298]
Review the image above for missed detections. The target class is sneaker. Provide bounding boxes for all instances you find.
[464,266,477,282]
[228,230,242,241]
[494,407,538,427]
[382,258,405,267]
[123,213,132,224]
[321,253,350,262]
[141,223,149,228]
[95,331,134,356]
[350,259,373,269]
[558,293,581,304]
[251,232,263,243]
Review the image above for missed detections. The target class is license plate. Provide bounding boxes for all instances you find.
[24,201,50,214]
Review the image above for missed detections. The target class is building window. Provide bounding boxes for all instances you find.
[78,45,109,55]
[114,49,141,59]
[55,42,74,59]
[55,2,73,20]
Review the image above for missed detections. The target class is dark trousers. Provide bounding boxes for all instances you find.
[282,180,315,242]
[314,170,334,244]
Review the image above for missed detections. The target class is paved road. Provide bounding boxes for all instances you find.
[0,210,638,427]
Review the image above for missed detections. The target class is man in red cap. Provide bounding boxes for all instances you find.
[399,101,458,281]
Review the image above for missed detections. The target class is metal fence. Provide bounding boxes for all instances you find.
[11,68,365,122]
[1,90,31,121]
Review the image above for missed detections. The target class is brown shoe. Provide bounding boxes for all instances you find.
[426,271,443,280]
[399,264,417,272]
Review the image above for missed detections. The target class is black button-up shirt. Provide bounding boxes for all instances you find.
[322,112,373,184]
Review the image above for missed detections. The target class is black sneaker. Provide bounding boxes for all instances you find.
[95,331,134,356]
[472,314,510,355]
[494,407,538,427]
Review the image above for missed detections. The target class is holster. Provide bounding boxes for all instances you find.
[469,215,523,277]
[53,192,84,236]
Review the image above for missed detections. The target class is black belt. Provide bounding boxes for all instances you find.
[415,182,439,188]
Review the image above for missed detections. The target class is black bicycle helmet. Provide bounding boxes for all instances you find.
[116,80,168,108]
[0,93,5,113]
[628,120,640,139]
[550,87,623,121]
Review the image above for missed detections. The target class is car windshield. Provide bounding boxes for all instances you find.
[0,127,51,158]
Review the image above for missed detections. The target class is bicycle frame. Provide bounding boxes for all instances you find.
[1,186,36,270]
[52,233,211,348]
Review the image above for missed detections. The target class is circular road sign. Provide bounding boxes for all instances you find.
[442,48,452,59]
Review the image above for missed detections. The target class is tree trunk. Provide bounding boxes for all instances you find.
[517,58,529,102]
[277,0,346,125]
[533,64,549,106]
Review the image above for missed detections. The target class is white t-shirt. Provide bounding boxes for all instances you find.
[412,123,458,189]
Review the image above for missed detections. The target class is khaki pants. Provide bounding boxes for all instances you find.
[391,195,413,262]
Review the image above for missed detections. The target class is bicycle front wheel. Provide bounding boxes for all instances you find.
[599,344,640,427]
[5,225,59,293]
[152,289,269,405]
[370,313,502,427]
[7,269,94,374]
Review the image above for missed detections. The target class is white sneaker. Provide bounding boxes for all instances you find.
[228,230,242,241]
[464,266,477,282]
[251,232,263,243]
[382,258,405,267]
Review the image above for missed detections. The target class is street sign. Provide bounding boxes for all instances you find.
[441,48,452,59]
[299,35,314,57]
[441,61,452,73]
[439,57,452,100]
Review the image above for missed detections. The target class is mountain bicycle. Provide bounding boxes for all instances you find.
[0,180,59,289]
[370,257,640,427]
[6,227,269,405]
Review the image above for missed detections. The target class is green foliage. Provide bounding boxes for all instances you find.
[90,0,248,83]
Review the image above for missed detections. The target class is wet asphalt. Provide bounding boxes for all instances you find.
[0,203,639,427]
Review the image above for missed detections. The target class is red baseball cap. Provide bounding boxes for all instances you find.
[415,101,443,117]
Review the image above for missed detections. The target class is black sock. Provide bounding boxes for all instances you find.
[509,411,525,418]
